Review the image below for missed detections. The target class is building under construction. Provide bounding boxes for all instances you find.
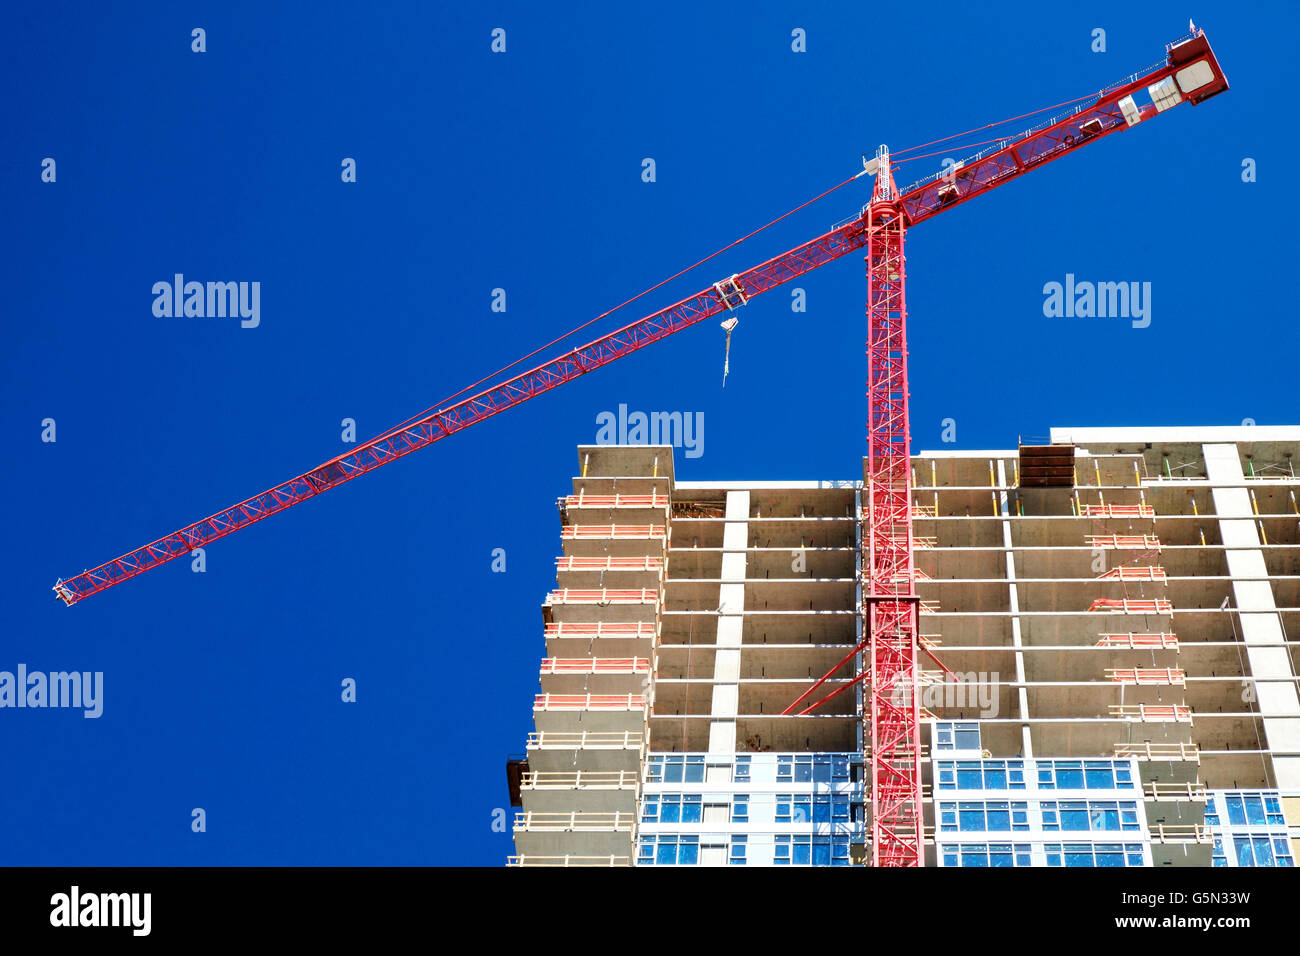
[507,426,1300,867]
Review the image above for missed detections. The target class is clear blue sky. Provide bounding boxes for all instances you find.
[2,2,1294,865]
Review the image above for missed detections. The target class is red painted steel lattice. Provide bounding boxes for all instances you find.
[864,156,923,866]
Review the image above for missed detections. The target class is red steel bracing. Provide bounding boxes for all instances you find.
[864,153,923,866]
[53,222,870,605]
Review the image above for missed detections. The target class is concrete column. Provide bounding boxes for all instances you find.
[1204,443,1300,792]
[710,490,748,754]
[997,460,1033,758]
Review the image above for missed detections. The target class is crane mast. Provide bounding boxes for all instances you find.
[863,145,924,865]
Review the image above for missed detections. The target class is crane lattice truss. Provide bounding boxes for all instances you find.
[864,156,924,864]
[54,31,1228,866]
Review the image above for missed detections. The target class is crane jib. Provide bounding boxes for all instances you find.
[52,30,1228,606]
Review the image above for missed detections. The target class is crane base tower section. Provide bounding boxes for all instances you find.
[508,427,1300,867]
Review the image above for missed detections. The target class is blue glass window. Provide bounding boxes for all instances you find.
[656,838,677,865]
[1064,843,1094,867]
[937,762,956,789]
[729,836,746,866]
[953,843,1032,867]
[1056,762,1085,789]
[813,754,832,783]
[790,836,810,865]
[1228,833,1295,867]
[812,838,831,866]
[1094,843,1125,868]
[1045,842,1143,867]
[775,836,790,865]
[988,844,1014,868]
[1085,761,1115,789]
[641,837,702,865]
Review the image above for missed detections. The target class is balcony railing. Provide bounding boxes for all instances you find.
[556,556,663,572]
[1088,598,1174,614]
[545,588,659,605]
[1107,667,1185,686]
[1080,504,1156,518]
[545,622,656,639]
[539,658,650,675]
[1114,741,1199,761]
[1109,703,1192,723]
[507,855,631,867]
[1087,534,1161,550]
[1098,566,1167,582]
[514,811,636,832]
[521,770,639,790]
[562,525,666,539]
[1148,823,1213,844]
[1143,781,1208,800]
[1097,633,1179,649]
[534,694,646,712]
[526,730,644,750]
[564,493,669,508]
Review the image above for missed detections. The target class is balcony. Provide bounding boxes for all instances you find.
[544,622,656,657]
[542,588,660,626]
[560,494,669,530]
[512,811,636,858]
[539,658,650,695]
[532,695,648,735]
[525,730,644,774]
[520,770,639,814]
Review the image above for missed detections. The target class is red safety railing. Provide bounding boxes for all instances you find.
[1087,534,1162,550]
[1108,667,1186,685]
[1096,633,1180,649]
[555,556,663,571]
[533,694,646,711]
[1088,598,1174,613]
[539,658,650,675]
[546,589,658,605]
[563,494,669,508]
[561,525,666,539]
[1111,704,1193,722]
[544,622,656,638]
[1098,566,1167,582]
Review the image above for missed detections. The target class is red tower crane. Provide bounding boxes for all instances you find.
[53,30,1228,866]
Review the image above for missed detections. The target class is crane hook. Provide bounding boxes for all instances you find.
[720,317,738,387]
